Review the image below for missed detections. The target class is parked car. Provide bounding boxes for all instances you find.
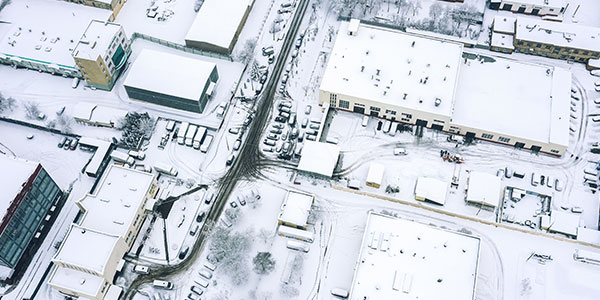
[188,292,201,300]
[230,201,238,208]
[196,212,206,223]
[179,246,190,259]
[262,46,274,56]
[133,265,149,274]
[226,154,235,166]
[205,194,214,205]
[228,127,240,134]
[63,139,71,150]
[305,105,312,115]
[238,196,246,206]
[264,139,276,146]
[301,118,309,128]
[268,54,276,64]
[275,116,287,123]
[190,285,204,296]
[58,137,67,148]
[263,146,274,152]
[69,139,79,150]
[233,139,242,151]
[267,133,279,140]
[393,148,407,155]
[270,128,282,134]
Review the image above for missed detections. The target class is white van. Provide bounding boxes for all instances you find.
[153,280,173,289]
[393,148,407,155]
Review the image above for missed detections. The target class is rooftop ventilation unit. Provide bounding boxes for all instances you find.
[435,98,441,107]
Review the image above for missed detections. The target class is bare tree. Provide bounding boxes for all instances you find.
[410,0,422,17]
[249,60,262,89]
[56,114,74,134]
[24,101,40,119]
[234,39,257,65]
[0,0,11,13]
[252,252,276,275]
[209,227,253,286]
[428,2,445,31]
[0,92,16,113]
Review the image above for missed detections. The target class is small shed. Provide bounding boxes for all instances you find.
[366,163,384,188]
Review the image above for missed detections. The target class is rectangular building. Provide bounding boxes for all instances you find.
[349,212,480,300]
[124,49,219,113]
[319,20,571,155]
[0,155,62,281]
[488,0,566,16]
[278,191,314,230]
[514,18,600,63]
[48,165,157,299]
[185,0,255,54]
[297,141,341,178]
[72,20,131,91]
[320,21,463,130]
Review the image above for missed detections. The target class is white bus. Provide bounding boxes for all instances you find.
[178,122,189,145]
[278,225,314,243]
[286,240,310,252]
[185,125,198,147]
[573,249,600,265]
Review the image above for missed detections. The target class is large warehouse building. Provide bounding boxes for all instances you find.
[123,49,219,113]
[349,212,481,300]
[185,0,255,54]
[320,20,571,155]
[0,155,63,281]
[48,165,157,299]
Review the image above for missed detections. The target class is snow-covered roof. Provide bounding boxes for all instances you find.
[0,155,39,223]
[48,265,105,298]
[414,177,448,205]
[297,141,340,178]
[124,49,217,102]
[452,54,571,149]
[0,23,78,68]
[79,137,112,177]
[491,32,515,50]
[185,0,254,51]
[73,102,127,126]
[542,210,580,236]
[492,16,516,34]
[78,164,155,237]
[515,17,600,53]
[577,227,600,245]
[278,191,314,228]
[500,0,566,8]
[366,163,384,186]
[72,20,122,60]
[465,171,502,208]
[104,285,124,300]
[53,224,120,275]
[320,21,463,119]
[350,212,480,300]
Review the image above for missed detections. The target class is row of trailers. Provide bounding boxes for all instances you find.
[175,121,211,151]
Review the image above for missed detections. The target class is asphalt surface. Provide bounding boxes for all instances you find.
[122,0,310,298]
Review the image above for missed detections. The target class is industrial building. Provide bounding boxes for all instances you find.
[488,0,566,16]
[0,155,63,281]
[124,49,219,113]
[278,191,315,230]
[48,165,157,299]
[297,141,341,178]
[320,20,571,155]
[465,172,502,208]
[72,20,131,90]
[185,0,255,54]
[349,212,480,300]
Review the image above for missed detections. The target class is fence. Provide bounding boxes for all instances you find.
[131,33,234,62]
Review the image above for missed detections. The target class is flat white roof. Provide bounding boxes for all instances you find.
[53,224,119,274]
[297,141,340,178]
[350,212,480,300]
[78,164,154,237]
[49,265,104,298]
[492,16,516,34]
[466,171,502,207]
[0,24,78,68]
[185,0,254,50]
[278,191,314,228]
[577,227,600,245]
[0,155,39,222]
[320,21,463,119]
[543,210,580,236]
[415,177,448,205]
[589,58,600,69]
[73,20,122,60]
[452,54,570,149]
[79,137,112,176]
[366,163,385,186]
[124,49,217,102]
[491,32,515,50]
[515,17,600,53]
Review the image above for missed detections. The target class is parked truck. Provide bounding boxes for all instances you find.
[110,150,134,166]
[154,162,178,176]
[185,125,198,147]
[178,122,189,145]
[193,126,207,149]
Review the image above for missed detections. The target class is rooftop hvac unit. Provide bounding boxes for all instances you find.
[435,98,441,107]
